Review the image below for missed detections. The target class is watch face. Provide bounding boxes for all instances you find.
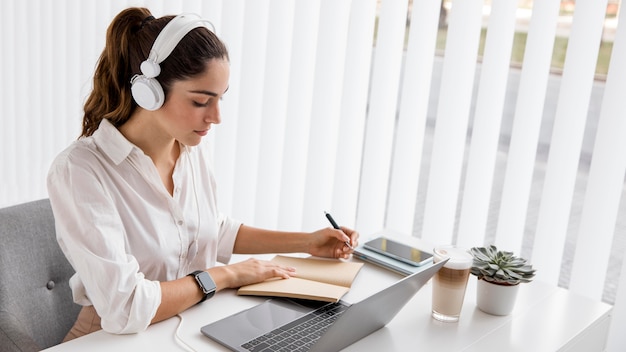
[197,271,216,294]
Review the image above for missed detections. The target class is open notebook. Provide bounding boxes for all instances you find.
[237,255,364,302]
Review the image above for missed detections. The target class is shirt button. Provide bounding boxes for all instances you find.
[177,220,184,226]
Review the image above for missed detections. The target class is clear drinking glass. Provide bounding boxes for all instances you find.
[431,245,474,322]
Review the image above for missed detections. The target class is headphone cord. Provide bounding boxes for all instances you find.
[174,314,198,352]
[129,147,203,351]
[174,150,202,352]
[187,146,201,271]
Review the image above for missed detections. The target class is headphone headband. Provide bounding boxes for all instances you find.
[147,14,215,67]
[131,13,215,110]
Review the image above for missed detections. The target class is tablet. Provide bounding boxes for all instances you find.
[363,237,433,267]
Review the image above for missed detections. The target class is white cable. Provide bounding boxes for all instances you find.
[174,314,197,352]
[187,146,201,269]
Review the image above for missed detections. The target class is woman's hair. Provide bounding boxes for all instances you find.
[80,7,229,137]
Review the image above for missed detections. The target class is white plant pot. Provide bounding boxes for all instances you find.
[476,279,520,316]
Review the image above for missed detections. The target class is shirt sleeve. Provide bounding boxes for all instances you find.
[47,149,161,334]
[216,212,241,264]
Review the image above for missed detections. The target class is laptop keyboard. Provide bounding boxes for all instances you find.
[240,301,350,352]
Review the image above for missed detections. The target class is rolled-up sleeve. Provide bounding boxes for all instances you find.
[216,213,241,264]
[48,150,161,334]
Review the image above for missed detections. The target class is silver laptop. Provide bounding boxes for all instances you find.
[201,258,447,352]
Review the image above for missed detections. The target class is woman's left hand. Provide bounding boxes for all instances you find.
[308,227,359,259]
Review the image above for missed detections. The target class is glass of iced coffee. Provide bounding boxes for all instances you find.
[431,245,473,322]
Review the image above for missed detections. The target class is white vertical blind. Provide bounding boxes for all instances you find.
[330,0,377,229]
[213,0,244,216]
[78,1,101,117]
[385,0,441,235]
[456,0,518,249]
[569,1,626,300]
[421,0,484,244]
[0,2,8,203]
[28,1,43,203]
[533,0,608,285]
[356,0,409,235]
[494,0,562,252]
[300,0,352,231]
[39,2,55,212]
[578,4,626,349]
[253,0,295,230]
[4,1,19,206]
[230,0,270,224]
[276,0,321,231]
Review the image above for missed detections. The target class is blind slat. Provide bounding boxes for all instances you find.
[276,0,321,231]
[230,0,270,224]
[356,0,409,235]
[213,0,245,216]
[301,0,352,231]
[385,0,441,235]
[533,0,609,285]
[330,0,377,229]
[14,1,28,205]
[421,0,484,244]
[40,0,55,202]
[569,0,626,300]
[254,0,295,230]
[456,0,518,249]
[494,0,561,252]
[3,2,17,203]
[0,2,6,201]
[29,1,44,199]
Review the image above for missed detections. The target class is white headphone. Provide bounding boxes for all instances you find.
[130,13,215,111]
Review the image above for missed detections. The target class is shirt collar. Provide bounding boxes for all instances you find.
[92,119,138,165]
[92,119,192,165]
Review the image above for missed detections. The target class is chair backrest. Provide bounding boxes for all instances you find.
[0,199,80,351]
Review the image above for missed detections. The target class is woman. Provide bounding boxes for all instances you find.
[47,7,358,340]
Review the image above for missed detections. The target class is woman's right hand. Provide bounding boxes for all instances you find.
[209,258,297,289]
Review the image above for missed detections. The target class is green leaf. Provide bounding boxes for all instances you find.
[469,245,536,284]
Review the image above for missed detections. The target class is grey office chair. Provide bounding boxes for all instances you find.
[0,199,81,351]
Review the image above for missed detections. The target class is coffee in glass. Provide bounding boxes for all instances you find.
[431,245,473,322]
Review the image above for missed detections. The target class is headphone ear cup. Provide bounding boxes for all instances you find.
[140,60,161,78]
[131,75,165,111]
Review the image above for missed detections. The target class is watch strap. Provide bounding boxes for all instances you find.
[188,270,216,303]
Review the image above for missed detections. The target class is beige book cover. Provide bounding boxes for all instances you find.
[237,255,364,302]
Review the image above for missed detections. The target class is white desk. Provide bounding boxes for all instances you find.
[44,256,612,352]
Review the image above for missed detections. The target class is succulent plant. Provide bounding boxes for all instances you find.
[469,245,536,285]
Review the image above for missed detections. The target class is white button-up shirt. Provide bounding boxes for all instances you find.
[47,119,241,334]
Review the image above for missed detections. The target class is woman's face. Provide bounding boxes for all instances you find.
[156,58,230,146]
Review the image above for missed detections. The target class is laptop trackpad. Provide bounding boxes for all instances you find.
[201,298,315,350]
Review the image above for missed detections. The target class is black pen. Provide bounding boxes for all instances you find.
[324,211,354,250]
